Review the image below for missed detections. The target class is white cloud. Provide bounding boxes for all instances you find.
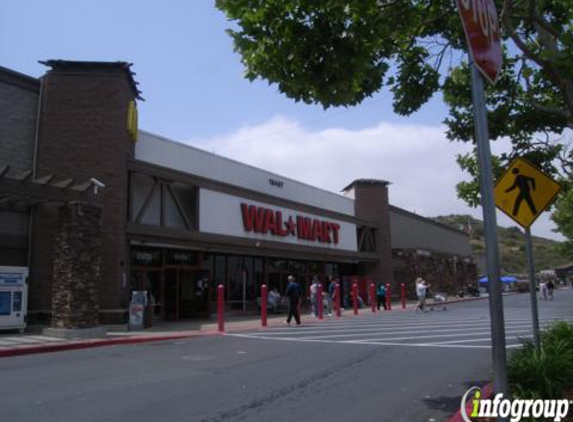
[190,115,563,241]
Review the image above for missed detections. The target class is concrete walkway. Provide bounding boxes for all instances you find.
[0,293,490,358]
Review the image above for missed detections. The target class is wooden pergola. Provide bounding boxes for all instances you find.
[0,164,100,210]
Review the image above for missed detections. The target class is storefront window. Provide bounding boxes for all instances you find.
[308,262,323,275]
[213,255,226,287]
[131,248,163,267]
[227,256,255,310]
[200,253,212,271]
[324,263,334,277]
[165,250,197,266]
[267,259,287,271]
[254,258,264,290]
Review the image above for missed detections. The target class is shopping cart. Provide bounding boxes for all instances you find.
[429,292,448,311]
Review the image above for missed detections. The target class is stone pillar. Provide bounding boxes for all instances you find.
[48,201,103,333]
[344,179,394,289]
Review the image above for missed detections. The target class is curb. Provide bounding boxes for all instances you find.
[447,383,494,422]
[0,331,219,358]
[0,318,294,358]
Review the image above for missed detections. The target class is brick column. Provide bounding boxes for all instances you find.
[31,61,140,324]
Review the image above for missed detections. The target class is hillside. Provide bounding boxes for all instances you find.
[433,215,569,275]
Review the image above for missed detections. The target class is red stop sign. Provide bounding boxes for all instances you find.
[456,0,502,84]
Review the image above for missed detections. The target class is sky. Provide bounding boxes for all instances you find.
[1,0,564,241]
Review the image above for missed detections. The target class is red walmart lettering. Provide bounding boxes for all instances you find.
[240,203,340,244]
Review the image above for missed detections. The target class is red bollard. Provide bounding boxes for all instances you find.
[370,283,376,313]
[261,284,268,327]
[317,283,323,320]
[401,283,406,309]
[335,283,341,317]
[386,283,392,311]
[352,282,358,315]
[217,284,225,332]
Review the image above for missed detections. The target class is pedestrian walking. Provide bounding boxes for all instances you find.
[376,283,387,311]
[540,281,548,300]
[547,280,555,300]
[326,276,337,316]
[309,275,320,317]
[268,287,281,313]
[285,275,302,325]
[414,277,430,312]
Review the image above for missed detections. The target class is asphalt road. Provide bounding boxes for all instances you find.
[2,290,572,422]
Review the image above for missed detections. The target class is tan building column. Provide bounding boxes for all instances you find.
[343,179,394,289]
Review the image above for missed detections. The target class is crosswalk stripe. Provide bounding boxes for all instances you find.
[256,316,561,337]
[292,323,543,340]
[228,294,573,350]
[430,334,533,345]
[349,328,533,343]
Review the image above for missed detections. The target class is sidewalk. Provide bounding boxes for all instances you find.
[0,293,490,358]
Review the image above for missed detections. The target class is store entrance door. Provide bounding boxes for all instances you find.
[267,271,289,297]
[147,270,163,321]
[164,269,179,321]
[164,268,211,320]
[179,270,210,318]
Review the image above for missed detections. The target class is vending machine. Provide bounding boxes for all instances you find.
[0,266,28,333]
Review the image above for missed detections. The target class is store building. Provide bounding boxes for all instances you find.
[0,60,475,325]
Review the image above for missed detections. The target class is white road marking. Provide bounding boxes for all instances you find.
[293,323,539,340]
[228,299,573,350]
[429,335,533,345]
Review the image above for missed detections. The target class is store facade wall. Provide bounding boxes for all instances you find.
[1,60,476,324]
[127,132,381,320]
[389,206,476,296]
[390,206,471,255]
[0,67,39,267]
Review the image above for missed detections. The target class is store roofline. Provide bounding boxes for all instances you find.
[138,129,356,206]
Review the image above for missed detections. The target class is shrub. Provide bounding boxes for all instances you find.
[541,321,573,351]
[508,321,573,399]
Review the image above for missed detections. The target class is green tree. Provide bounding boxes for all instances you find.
[551,179,573,257]
[216,0,573,208]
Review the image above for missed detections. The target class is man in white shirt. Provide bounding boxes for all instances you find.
[415,277,430,312]
[310,276,320,317]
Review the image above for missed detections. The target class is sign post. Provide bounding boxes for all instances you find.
[470,60,509,401]
[455,0,508,405]
[524,228,541,351]
[494,157,562,351]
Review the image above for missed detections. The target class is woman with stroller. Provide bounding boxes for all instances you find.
[415,277,430,312]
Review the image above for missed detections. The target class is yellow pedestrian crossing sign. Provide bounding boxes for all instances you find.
[494,157,561,228]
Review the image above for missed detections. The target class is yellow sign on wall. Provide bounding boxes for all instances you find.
[127,100,138,142]
[494,157,561,228]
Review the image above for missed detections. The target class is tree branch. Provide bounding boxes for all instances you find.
[502,5,573,123]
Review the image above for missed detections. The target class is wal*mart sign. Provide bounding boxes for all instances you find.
[241,204,340,244]
[456,0,502,84]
